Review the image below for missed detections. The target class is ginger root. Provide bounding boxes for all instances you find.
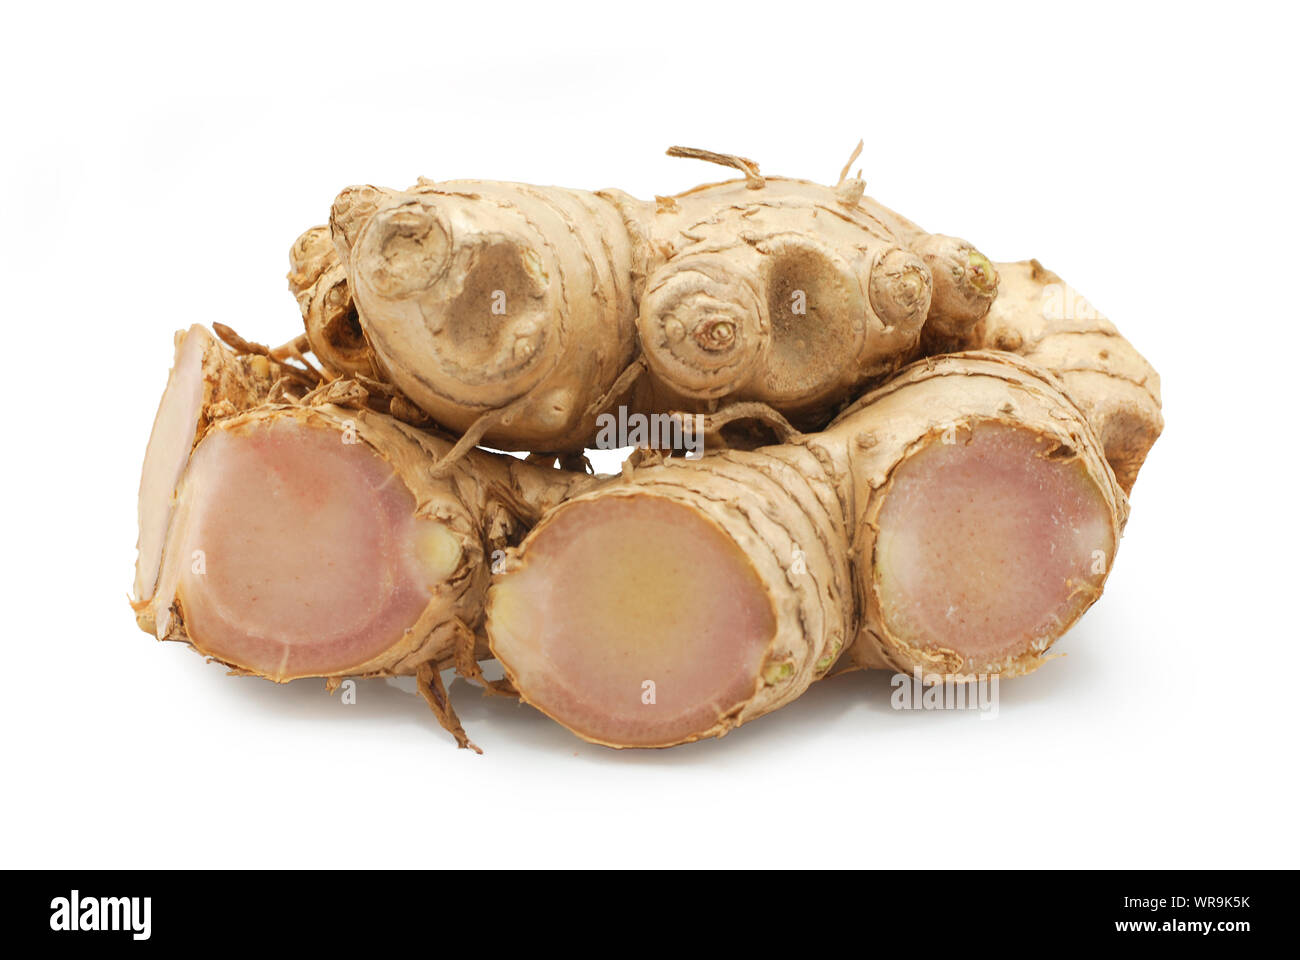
[142,394,591,748]
[132,145,1163,752]
[486,352,1126,747]
[294,148,1001,454]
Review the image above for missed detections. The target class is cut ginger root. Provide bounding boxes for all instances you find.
[830,352,1127,676]
[488,352,1126,747]
[488,495,788,748]
[141,392,589,748]
[872,422,1115,670]
[162,409,466,679]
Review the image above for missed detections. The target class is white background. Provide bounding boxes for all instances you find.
[3,0,1297,869]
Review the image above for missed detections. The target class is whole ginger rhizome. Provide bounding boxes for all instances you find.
[133,146,1162,749]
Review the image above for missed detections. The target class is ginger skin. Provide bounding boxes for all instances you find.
[979,260,1162,493]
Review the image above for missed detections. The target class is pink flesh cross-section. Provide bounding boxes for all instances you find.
[176,416,442,679]
[874,422,1114,668]
[491,495,776,746]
